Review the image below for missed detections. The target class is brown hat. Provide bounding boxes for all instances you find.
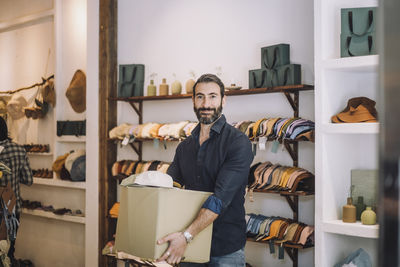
[52,153,70,175]
[7,93,28,120]
[43,79,56,107]
[332,97,378,123]
[66,70,86,113]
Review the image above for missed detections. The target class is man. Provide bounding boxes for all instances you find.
[0,116,33,263]
[157,74,254,266]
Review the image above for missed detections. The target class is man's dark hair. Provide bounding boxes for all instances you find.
[193,74,225,97]
[0,116,9,141]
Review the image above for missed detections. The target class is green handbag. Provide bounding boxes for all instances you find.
[117,64,145,97]
[249,69,278,89]
[261,44,290,69]
[276,64,301,86]
[341,7,377,36]
[340,32,377,57]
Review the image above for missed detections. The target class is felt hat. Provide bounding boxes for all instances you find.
[134,171,173,188]
[52,153,70,175]
[332,97,378,123]
[70,155,86,181]
[43,78,56,107]
[66,70,86,113]
[65,149,86,172]
[7,93,28,120]
[109,123,133,140]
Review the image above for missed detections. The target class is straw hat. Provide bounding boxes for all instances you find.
[66,70,86,113]
[0,96,11,115]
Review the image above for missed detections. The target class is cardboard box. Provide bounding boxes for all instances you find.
[115,186,213,263]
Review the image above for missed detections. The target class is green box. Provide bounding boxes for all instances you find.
[276,64,301,86]
[341,7,377,36]
[249,69,278,88]
[118,64,145,97]
[261,43,290,69]
[340,32,377,57]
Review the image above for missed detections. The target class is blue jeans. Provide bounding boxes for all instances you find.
[180,248,245,267]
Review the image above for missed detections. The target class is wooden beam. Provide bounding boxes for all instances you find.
[99,0,117,266]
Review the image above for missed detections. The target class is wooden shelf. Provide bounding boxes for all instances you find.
[252,189,314,196]
[33,177,86,189]
[21,208,85,224]
[110,84,314,102]
[246,238,313,249]
[322,220,379,239]
[321,122,379,134]
[56,136,86,143]
[321,55,378,72]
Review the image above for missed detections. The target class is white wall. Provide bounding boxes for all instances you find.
[0,0,89,266]
[117,1,314,267]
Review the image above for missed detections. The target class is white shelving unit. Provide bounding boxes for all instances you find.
[315,0,379,266]
[33,177,86,189]
[21,208,85,224]
[56,136,86,143]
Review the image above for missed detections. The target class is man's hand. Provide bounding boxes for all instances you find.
[156,232,187,264]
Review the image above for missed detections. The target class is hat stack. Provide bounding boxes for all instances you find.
[331,97,377,123]
[249,43,301,89]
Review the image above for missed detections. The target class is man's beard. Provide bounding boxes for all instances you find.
[194,104,223,125]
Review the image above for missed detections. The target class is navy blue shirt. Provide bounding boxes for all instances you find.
[167,114,254,256]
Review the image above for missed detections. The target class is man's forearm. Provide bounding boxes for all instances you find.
[185,208,218,237]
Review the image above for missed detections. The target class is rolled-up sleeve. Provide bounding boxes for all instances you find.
[209,135,253,214]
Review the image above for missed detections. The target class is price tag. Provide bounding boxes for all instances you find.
[153,139,159,149]
[271,140,279,153]
[121,136,129,146]
[258,137,267,151]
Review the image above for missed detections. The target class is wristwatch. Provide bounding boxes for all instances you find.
[183,231,193,243]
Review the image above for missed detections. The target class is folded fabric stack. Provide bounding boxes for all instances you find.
[232,117,314,142]
[331,97,377,123]
[247,162,314,194]
[109,121,198,141]
[246,213,314,259]
[111,160,170,181]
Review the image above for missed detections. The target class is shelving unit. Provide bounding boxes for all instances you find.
[102,84,314,267]
[33,177,86,189]
[21,208,85,224]
[56,136,86,143]
[315,0,379,266]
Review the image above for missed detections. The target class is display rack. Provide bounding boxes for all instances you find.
[102,84,314,267]
[314,0,379,266]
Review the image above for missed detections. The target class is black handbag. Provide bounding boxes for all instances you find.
[57,120,86,137]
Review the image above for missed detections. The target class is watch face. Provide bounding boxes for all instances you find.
[183,231,193,243]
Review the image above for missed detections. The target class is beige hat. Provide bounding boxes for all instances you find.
[0,96,11,114]
[7,93,28,120]
[65,149,86,172]
[66,70,86,113]
[109,123,133,140]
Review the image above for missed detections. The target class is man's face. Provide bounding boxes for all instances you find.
[193,82,226,124]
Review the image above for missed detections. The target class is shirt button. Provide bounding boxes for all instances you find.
[197,175,200,178]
